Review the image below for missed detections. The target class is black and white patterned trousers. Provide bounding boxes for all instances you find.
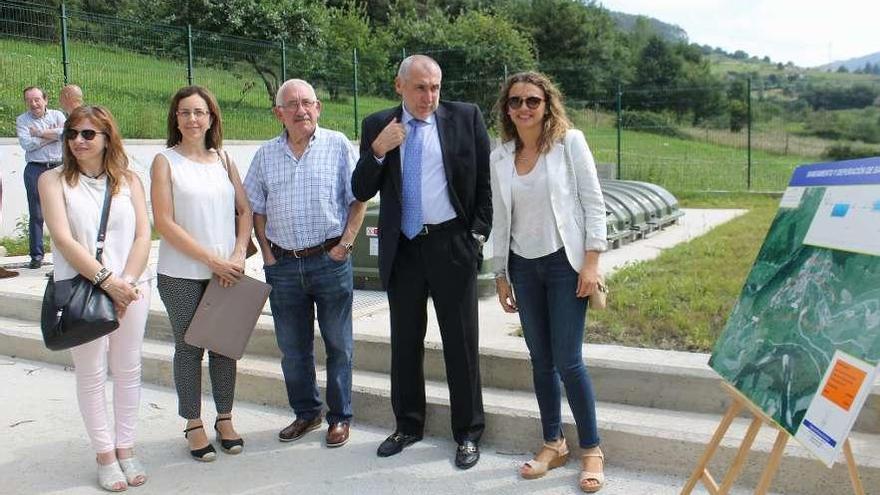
[157,274,237,419]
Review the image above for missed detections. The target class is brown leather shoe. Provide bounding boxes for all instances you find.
[0,267,19,279]
[326,422,350,448]
[278,415,322,442]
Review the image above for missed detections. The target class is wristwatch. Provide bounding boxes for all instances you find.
[471,232,486,246]
[341,241,354,253]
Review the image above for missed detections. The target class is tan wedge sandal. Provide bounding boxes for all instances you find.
[519,438,570,480]
[579,448,605,493]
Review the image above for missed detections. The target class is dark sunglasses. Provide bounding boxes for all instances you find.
[507,96,544,110]
[64,129,106,141]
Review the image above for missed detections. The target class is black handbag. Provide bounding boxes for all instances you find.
[40,182,119,350]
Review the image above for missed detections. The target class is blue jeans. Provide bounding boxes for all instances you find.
[509,248,600,448]
[24,162,59,261]
[264,252,354,424]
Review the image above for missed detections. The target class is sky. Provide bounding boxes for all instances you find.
[598,0,880,68]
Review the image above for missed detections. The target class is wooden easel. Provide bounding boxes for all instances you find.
[680,382,865,495]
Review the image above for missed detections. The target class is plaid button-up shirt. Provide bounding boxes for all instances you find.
[244,127,357,251]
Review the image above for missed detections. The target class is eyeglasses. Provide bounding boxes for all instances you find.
[64,128,106,141]
[278,99,317,110]
[176,109,211,119]
[507,96,544,110]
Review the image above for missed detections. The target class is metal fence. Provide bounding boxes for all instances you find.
[2,0,861,193]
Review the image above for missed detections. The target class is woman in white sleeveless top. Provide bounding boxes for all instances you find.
[39,105,152,492]
[151,86,252,461]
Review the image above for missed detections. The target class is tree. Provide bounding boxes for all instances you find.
[151,0,327,106]
[633,37,681,91]
[496,0,630,100]
[388,8,535,114]
[313,3,392,99]
[727,78,748,132]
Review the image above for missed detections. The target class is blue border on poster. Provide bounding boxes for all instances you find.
[789,157,880,187]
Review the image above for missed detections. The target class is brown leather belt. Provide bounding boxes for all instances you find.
[271,237,341,259]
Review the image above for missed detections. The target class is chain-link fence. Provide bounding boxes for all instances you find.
[5,1,874,193]
[1,1,369,141]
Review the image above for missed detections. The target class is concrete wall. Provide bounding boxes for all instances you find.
[0,138,264,237]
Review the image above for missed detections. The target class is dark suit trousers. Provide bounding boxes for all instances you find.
[387,225,485,444]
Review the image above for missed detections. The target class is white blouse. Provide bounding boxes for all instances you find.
[52,174,148,283]
[510,155,564,259]
[155,148,235,280]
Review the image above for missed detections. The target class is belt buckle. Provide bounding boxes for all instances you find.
[292,248,302,259]
[417,225,429,236]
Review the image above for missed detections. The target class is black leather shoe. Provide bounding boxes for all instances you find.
[377,431,422,457]
[455,440,480,469]
[28,259,42,269]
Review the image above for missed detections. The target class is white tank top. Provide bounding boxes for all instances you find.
[52,173,147,283]
[510,155,564,259]
[155,148,235,280]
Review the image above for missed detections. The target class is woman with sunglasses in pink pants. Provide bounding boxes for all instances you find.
[39,105,152,492]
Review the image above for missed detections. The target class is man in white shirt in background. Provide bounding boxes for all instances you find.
[16,86,66,269]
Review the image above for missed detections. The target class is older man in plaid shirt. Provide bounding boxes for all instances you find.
[244,79,366,449]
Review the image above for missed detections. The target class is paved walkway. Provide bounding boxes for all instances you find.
[1,358,761,494]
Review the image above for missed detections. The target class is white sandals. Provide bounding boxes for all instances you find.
[117,456,147,487]
[97,461,127,492]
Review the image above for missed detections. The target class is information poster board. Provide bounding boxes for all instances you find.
[709,157,880,466]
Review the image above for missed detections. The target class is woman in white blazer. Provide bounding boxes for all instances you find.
[490,72,608,493]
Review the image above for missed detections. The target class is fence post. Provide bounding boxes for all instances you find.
[186,24,194,85]
[60,2,70,84]
[353,47,359,139]
[281,40,287,82]
[747,77,752,190]
[616,82,622,180]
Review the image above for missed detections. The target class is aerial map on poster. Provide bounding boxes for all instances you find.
[709,158,880,465]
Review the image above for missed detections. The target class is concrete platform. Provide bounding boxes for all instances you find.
[4,358,746,495]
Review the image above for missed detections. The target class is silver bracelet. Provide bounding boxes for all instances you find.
[93,267,111,286]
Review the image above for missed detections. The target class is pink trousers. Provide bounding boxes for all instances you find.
[69,284,150,454]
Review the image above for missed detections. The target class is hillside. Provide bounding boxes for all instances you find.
[609,11,687,43]
[818,51,880,73]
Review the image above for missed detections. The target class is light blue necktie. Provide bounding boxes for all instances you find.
[401,119,425,239]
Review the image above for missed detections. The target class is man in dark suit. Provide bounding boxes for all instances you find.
[352,54,491,469]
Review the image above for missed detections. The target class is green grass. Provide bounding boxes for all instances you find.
[1,38,396,140]
[586,193,780,352]
[570,109,811,192]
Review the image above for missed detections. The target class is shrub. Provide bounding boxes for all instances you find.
[618,110,686,138]
[821,144,880,161]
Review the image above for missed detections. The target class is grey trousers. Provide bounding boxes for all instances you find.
[157,274,237,419]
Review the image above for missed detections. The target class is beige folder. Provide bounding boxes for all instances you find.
[185,275,271,360]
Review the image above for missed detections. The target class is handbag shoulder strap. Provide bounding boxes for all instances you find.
[95,179,113,262]
[217,148,234,184]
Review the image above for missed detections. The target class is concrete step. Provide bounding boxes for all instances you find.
[4,289,878,437]
[2,357,785,495]
[2,317,878,495]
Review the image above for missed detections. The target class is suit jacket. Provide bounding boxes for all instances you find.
[490,129,608,281]
[352,101,492,289]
